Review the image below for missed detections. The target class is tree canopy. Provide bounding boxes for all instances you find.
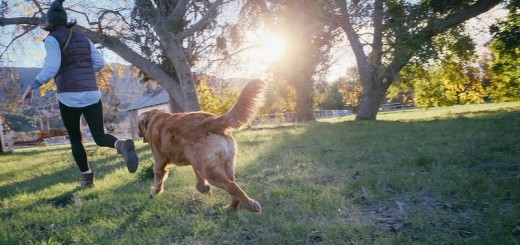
[488,10,520,101]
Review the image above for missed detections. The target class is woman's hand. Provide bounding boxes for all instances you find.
[21,86,33,106]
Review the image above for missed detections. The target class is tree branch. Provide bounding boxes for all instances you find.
[166,0,189,27]
[0,25,38,60]
[423,0,503,37]
[333,0,369,79]
[30,0,44,16]
[97,9,132,32]
[0,16,42,26]
[135,0,160,26]
[176,0,224,40]
[370,0,384,68]
[71,25,186,104]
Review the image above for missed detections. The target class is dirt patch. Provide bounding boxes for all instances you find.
[360,193,486,242]
[361,194,436,232]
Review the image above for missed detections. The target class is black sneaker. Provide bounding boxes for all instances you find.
[116,139,139,173]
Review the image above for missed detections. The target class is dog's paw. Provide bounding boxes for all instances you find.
[150,187,164,196]
[196,183,211,194]
[244,199,261,213]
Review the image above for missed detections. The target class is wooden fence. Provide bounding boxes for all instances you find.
[255,110,352,124]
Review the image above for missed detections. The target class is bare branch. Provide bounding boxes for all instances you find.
[333,0,369,78]
[176,0,224,40]
[0,25,38,59]
[0,16,42,27]
[96,9,131,34]
[30,0,44,16]
[208,44,257,64]
[66,9,95,25]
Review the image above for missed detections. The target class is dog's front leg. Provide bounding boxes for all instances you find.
[150,160,169,196]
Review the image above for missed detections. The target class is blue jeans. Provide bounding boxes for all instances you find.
[59,100,117,172]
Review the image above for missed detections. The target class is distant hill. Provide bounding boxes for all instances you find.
[0,67,42,97]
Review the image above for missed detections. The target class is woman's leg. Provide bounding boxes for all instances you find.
[82,100,118,148]
[59,101,90,172]
[82,100,138,173]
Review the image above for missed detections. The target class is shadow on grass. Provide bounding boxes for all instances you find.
[112,194,153,241]
[0,144,150,199]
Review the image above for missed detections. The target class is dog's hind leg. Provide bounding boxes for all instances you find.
[223,180,260,213]
[150,160,170,196]
[193,167,211,194]
[204,169,261,213]
[223,161,240,209]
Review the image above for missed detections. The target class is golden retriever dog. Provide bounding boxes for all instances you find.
[138,80,265,212]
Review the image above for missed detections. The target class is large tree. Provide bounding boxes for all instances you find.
[0,0,229,112]
[241,0,341,122]
[330,0,505,120]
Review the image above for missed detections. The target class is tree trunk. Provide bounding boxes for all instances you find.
[168,38,200,112]
[356,67,396,120]
[355,83,387,120]
[294,78,315,122]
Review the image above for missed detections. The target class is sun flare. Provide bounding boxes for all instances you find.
[256,34,287,63]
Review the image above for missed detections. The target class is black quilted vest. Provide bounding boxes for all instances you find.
[48,26,98,93]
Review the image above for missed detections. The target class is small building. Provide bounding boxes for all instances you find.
[125,89,173,139]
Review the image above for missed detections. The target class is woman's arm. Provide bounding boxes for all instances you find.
[22,36,61,105]
[88,38,105,72]
[32,36,61,89]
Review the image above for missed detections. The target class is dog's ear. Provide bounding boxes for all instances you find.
[138,113,149,143]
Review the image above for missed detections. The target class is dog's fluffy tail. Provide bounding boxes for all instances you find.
[212,79,266,131]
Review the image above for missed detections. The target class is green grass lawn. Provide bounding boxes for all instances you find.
[1,102,520,244]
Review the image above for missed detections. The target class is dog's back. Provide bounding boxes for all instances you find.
[140,80,265,144]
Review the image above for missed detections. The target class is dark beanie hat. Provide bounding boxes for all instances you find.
[47,0,67,27]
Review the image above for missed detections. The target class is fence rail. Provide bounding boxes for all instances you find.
[255,110,352,124]
[379,103,415,111]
